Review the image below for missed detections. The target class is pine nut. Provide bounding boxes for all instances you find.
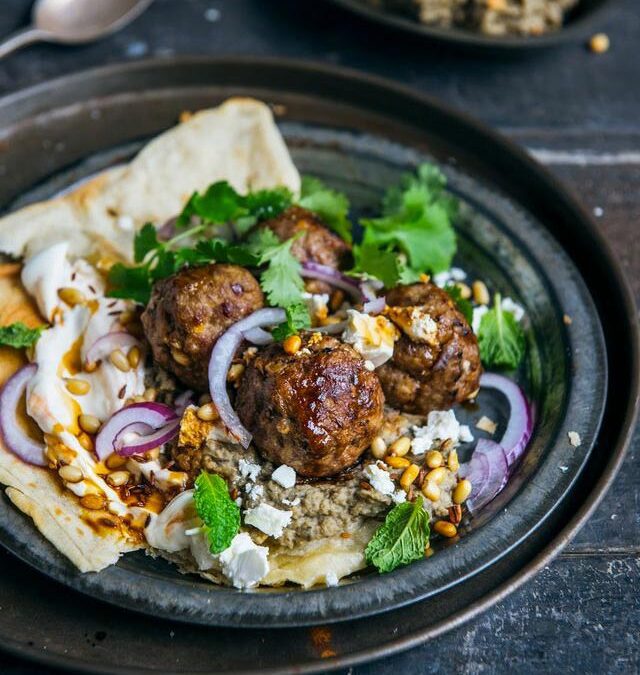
[109,349,130,372]
[58,287,86,307]
[80,494,106,511]
[456,282,472,300]
[77,432,94,451]
[426,450,444,469]
[424,545,434,558]
[433,520,457,538]
[84,360,99,373]
[171,348,190,366]
[421,481,440,502]
[472,281,490,305]
[65,378,91,395]
[283,335,302,355]
[389,436,411,457]
[106,471,130,487]
[453,479,472,504]
[58,465,82,483]
[127,345,141,368]
[386,456,410,469]
[119,309,136,325]
[426,467,447,484]
[227,363,245,382]
[78,414,101,434]
[197,402,218,422]
[370,436,387,460]
[143,387,157,402]
[105,453,127,470]
[448,449,459,472]
[400,464,421,490]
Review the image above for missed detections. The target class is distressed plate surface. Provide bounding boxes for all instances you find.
[0,59,636,672]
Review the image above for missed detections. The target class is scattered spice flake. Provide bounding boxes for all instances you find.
[476,415,497,435]
[563,314,573,325]
[568,431,582,447]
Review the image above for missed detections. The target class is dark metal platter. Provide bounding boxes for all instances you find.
[0,58,637,672]
[326,0,614,50]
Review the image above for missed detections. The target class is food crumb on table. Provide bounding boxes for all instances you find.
[568,431,582,447]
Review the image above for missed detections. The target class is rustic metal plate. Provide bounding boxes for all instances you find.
[0,59,636,672]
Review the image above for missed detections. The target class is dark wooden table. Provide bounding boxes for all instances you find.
[1,0,638,672]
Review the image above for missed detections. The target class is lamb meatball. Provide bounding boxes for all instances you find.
[235,334,384,478]
[141,264,263,390]
[377,282,481,414]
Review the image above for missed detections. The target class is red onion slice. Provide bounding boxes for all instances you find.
[95,402,178,460]
[243,326,275,346]
[209,307,286,448]
[116,419,180,457]
[114,422,154,450]
[363,296,386,315]
[460,439,509,512]
[301,262,363,302]
[86,331,139,366]
[480,372,533,466]
[0,364,46,466]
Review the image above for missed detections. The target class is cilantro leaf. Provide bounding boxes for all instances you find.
[134,223,160,263]
[365,495,430,573]
[298,176,352,243]
[444,284,473,324]
[0,322,44,349]
[193,472,240,554]
[271,302,311,341]
[351,243,403,289]
[243,186,293,223]
[107,263,153,305]
[477,293,526,369]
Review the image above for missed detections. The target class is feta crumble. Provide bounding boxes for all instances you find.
[238,459,261,482]
[568,431,582,448]
[282,496,301,507]
[244,503,292,539]
[342,309,399,368]
[386,306,438,345]
[411,410,473,455]
[325,571,339,587]
[219,533,269,589]
[302,292,329,321]
[364,463,396,496]
[472,297,525,334]
[433,267,467,288]
[271,464,297,489]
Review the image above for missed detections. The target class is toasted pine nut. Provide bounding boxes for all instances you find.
[400,464,421,490]
[426,467,447,485]
[386,456,411,469]
[448,449,459,472]
[58,465,82,483]
[77,432,94,451]
[283,335,302,355]
[143,387,157,402]
[227,363,245,382]
[424,545,434,558]
[107,470,130,487]
[370,436,387,460]
[84,360,99,373]
[419,273,430,283]
[58,287,86,307]
[426,450,443,469]
[197,403,218,422]
[389,436,411,457]
[455,282,472,300]
[119,309,136,326]
[65,378,91,395]
[329,289,345,313]
[109,349,130,372]
[434,520,457,538]
[453,479,472,504]
[171,348,190,366]
[127,345,141,368]
[105,453,127,470]
[472,281,490,305]
[421,480,440,502]
[78,414,101,434]
[80,494,106,511]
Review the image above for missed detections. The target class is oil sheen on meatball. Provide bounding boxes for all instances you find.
[141,263,263,390]
[235,334,384,478]
[377,282,481,415]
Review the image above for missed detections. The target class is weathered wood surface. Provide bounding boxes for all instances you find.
[0,0,638,673]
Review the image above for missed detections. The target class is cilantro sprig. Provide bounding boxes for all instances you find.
[298,176,352,243]
[0,322,44,349]
[477,293,526,369]
[193,472,240,554]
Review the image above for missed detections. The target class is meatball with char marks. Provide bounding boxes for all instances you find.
[236,334,384,478]
[377,282,481,414]
[141,263,263,391]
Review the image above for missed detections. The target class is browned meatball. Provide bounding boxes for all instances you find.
[377,282,481,414]
[235,334,384,478]
[141,264,263,390]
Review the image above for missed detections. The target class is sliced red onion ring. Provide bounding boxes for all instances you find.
[480,372,533,466]
[95,402,178,460]
[114,422,153,449]
[301,262,363,301]
[459,451,489,501]
[359,281,378,303]
[0,364,46,466]
[460,439,509,512]
[363,296,386,315]
[243,326,275,346]
[86,331,140,366]
[115,419,180,457]
[209,307,286,448]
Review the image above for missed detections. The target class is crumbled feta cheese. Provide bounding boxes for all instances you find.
[433,267,467,287]
[188,531,217,571]
[364,463,396,496]
[325,571,339,587]
[271,464,296,489]
[386,306,438,345]
[411,410,473,455]
[238,459,261,482]
[219,533,269,589]
[302,292,329,320]
[342,309,399,367]
[244,483,264,500]
[244,503,292,539]
[476,416,497,435]
[568,431,582,448]
[282,496,301,507]
[392,490,407,504]
[472,305,488,334]
[501,297,525,322]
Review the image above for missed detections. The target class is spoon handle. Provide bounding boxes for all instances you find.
[0,27,50,60]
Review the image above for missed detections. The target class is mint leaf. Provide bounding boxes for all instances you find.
[298,176,352,243]
[365,495,430,573]
[0,322,44,348]
[193,472,240,554]
[272,302,311,341]
[444,284,473,324]
[478,293,526,369]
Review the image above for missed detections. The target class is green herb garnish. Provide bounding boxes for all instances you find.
[0,322,44,349]
[193,472,241,554]
[271,302,312,341]
[477,293,526,369]
[298,176,352,243]
[444,284,473,324]
[365,495,430,574]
